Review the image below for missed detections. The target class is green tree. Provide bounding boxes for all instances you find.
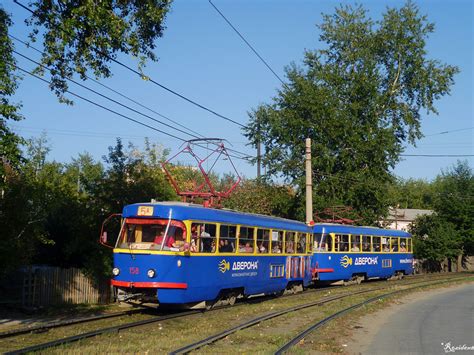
[1,7,24,187]
[25,0,172,103]
[387,178,436,209]
[433,161,474,255]
[410,214,461,271]
[245,2,458,223]
[223,178,296,218]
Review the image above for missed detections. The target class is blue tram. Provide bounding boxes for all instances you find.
[312,224,413,284]
[109,202,413,307]
[110,202,314,307]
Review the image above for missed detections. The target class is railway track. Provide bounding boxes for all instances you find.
[1,273,468,354]
[275,276,474,354]
[168,275,473,354]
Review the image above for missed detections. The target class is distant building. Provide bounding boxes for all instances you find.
[381,208,434,231]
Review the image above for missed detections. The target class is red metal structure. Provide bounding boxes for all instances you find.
[314,205,362,225]
[161,139,241,208]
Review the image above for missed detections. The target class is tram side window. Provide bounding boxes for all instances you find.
[257,229,270,253]
[372,236,381,252]
[399,238,407,252]
[390,237,399,252]
[271,230,284,254]
[407,238,412,252]
[381,237,389,252]
[318,234,333,252]
[296,233,306,253]
[351,235,361,252]
[238,226,255,253]
[362,235,371,252]
[191,223,217,253]
[335,234,349,252]
[219,225,236,253]
[285,231,296,254]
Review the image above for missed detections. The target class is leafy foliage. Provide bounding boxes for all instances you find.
[223,179,296,218]
[245,2,458,223]
[410,214,461,270]
[26,0,172,103]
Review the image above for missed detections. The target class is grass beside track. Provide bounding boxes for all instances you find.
[0,273,471,354]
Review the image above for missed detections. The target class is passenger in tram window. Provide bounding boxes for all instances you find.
[351,243,360,252]
[382,243,390,252]
[286,241,294,253]
[399,241,407,252]
[219,239,233,252]
[272,242,282,253]
[258,241,267,253]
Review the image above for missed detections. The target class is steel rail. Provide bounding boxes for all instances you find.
[4,309,202,355]
[169,275,470,354]
[0,308,147,339]
[2,273,464,354]
[275,276,474,354]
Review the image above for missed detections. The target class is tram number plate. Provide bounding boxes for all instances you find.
[137,206,154,216]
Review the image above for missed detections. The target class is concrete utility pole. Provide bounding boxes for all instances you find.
[305,138,313,225]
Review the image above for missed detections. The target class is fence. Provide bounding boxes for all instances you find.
[21,267,111,308]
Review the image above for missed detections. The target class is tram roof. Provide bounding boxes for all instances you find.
[122,202,311,231]
[312,223,411,237]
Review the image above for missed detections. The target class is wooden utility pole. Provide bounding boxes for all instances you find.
[305,138,313,225]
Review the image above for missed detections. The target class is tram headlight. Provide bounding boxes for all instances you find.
[147,269,156,278]
[112,267,120,276]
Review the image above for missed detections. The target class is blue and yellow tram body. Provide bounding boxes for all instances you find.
[311,224,414,282]
[111,202,314,306]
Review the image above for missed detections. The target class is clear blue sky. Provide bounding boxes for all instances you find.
[5,0,473,181]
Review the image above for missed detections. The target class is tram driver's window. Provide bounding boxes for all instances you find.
[257,229,270,254]
[191,223,216,253]
[238,226,255,253]
[219,225,236,253]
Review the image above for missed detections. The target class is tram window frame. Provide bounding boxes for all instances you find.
[399,237,408,252]
[306,233,313,254]
[285,231,296,254]
[362,235,371,252]
[256,228,270,254]
[190,222,217,253]
[219,224,237,253]
[390,237,399,252]
[372,236,381,252]
[381,237,389,252]
[296,233,306,254]
[335,234,349,252]
[407,238,412,252]
[315,233,332,252]
[238,226,255,254]
[271,230,284,254]
[351,235,361,252]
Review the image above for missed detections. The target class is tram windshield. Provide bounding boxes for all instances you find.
[116,218,186,251]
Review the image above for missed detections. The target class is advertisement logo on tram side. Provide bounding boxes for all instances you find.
[218,260,259,273]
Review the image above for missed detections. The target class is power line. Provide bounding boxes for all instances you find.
[10,33,204,138]
[424,127,474,137]
[12,45,251,159]
[13,0,248,129]
[13,64,251,161]
[400,154,473,157]
[208,0,287,88]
